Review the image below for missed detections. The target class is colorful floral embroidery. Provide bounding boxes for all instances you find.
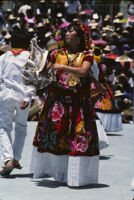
[33,49,99,156]
[51,102,64,122]
[70,136,88,152]
[76,120,85,134]
[59,72,69,88]
[101,98,112,110]
[67,73,81,87]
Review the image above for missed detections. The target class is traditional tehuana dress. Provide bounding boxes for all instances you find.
[95,81,122,132]
[30,48,100,186]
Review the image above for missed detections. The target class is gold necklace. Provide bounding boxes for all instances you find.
[67,52,79,66]
[66,51,82,88]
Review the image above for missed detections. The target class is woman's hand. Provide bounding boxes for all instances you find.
[53,64,64,71]
[53,61,91,77]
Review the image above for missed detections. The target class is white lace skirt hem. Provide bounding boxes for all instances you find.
[30,146,99,187]
[96,112,122,132]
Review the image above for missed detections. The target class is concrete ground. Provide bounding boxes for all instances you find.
[0,122,134,200]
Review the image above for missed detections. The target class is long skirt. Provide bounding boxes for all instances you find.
[30,147,99,187]
[96,111,122,132]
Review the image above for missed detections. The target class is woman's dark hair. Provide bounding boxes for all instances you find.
[64,21,88,51]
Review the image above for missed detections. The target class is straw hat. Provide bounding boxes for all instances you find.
[47,39,58,51]
[111,32,118,38]
[73,18,79,22]
[113,19,122,24]
[103,45,111,52]
[89,20,98,27]
[6,8,12,13]
[8,14,16,20]
[104,17,110,22]
[79,11,86,15]
[28,28,34,33]
[123,98,132,104]
[103,25,113,32]
[45,31,52,38]
[17,17,20,22]
[40,0,46,3]
[105,14,111,20]
[116,12,124,19]
[101,33,107,37]
[4,32,11,39]
[91,25,97,30]
[36,22,44,28]
[122,30,129,35]
[118,73,128,81]
[115,55,133,62]
[114,90,124,97]
[57,13,63,18]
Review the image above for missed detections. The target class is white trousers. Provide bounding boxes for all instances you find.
[0,99,30,163]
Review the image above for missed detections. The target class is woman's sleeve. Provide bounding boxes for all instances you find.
[50,49,59,63]
[83,50,94,64]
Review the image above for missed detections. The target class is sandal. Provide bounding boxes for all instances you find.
[0,160,14,176]
[13,159,22,169]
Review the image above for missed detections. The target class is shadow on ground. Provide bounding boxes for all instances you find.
[33,179,109,189]
[0,173,33,179]
[106,133,123,136]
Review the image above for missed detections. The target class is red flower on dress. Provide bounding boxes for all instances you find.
[95,100,101,109]
[59,72,69,88]
[52,101,64,122]
[70,136,88,153]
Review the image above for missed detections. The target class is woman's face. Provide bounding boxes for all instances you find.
[65,27,79,47]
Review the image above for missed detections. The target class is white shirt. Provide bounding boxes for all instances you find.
[18,4,32,16]
[0,50,35,102]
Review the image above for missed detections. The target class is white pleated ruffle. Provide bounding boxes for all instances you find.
[131,177,134,190]
[30,146,99,187]
[96,112,122,132]
[96,120,109,150]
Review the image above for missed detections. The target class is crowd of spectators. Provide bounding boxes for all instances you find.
[0,0,134,122]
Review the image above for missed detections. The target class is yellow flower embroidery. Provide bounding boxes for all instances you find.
[101,98,112,110]
[67,73,81,87]
[76,120,85,134]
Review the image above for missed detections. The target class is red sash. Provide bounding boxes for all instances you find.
[10,48,27,55]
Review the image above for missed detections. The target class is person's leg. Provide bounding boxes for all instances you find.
[13,102,30,162]
[0,100,15,164]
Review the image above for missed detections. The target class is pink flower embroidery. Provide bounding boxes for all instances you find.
[59,72,69,88]
[90,83,96,90]
[77,136,88,152]
[95,100,101,109]
[86,131,92,136]
[80,108,84,120]
[70,136,88,153]
[52,101,64,122]
[101,64,107,72]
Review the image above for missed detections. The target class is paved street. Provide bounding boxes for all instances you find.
[0,122,134,200]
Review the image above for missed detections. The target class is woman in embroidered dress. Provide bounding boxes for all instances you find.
[30,22,100,187]
[95,62,123,132]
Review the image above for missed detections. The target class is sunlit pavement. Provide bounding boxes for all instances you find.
[0,122,134,200]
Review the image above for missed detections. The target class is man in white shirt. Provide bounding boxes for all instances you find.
[0,29,35,176]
